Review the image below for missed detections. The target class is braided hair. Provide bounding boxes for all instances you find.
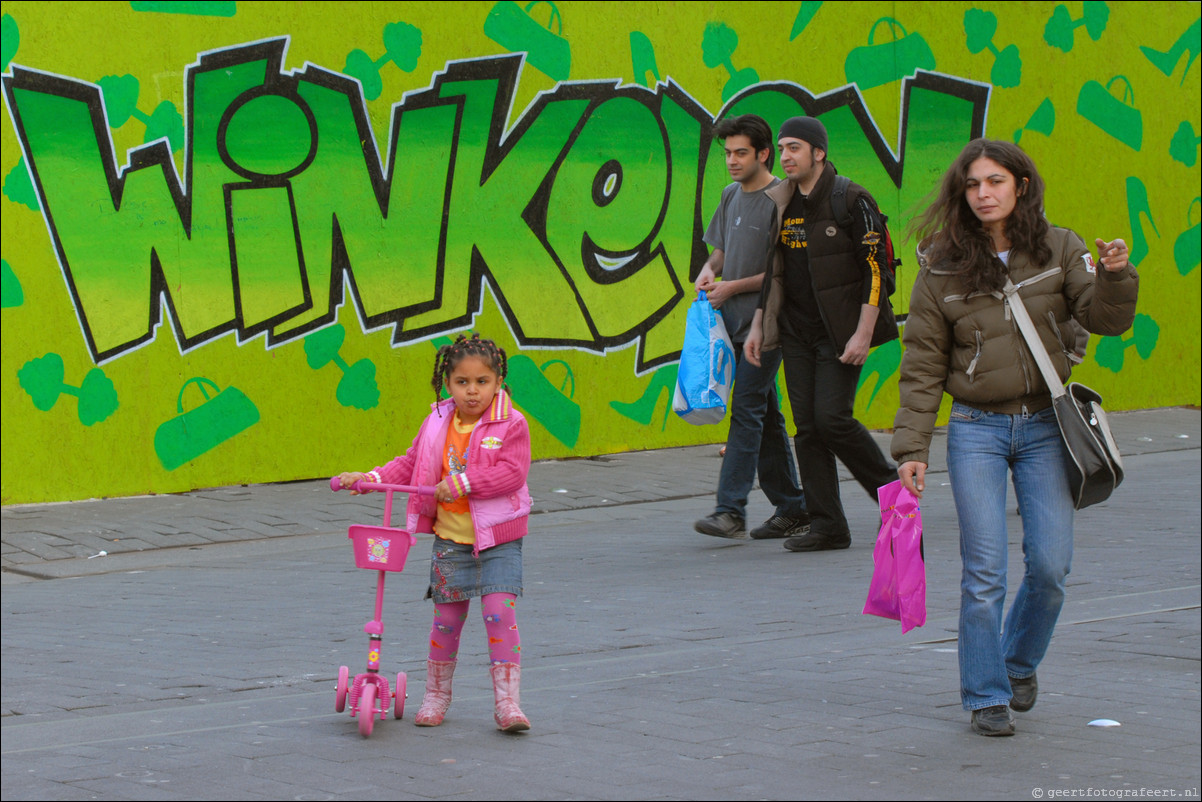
[431,334,509,412]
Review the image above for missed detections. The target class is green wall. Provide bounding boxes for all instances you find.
[2,1,1199,503]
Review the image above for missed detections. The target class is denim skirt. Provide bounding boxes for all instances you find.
[426,537,523,603]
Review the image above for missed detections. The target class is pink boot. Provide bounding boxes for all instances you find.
[489,661,530,732]
[414,659,456,726]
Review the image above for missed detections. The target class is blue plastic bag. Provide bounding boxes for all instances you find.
[673,292,737,424]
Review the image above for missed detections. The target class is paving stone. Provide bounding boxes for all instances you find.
[1,409,1199,800]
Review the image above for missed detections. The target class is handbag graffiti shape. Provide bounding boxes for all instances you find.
[844,18,936,90]
[1077,75,1143,151]
[1174,198,1200,275]
[672,292,736,425]
[506,355,581,448]
[154,378,261,471]
[863,480,927,633]
[484,0,571,81]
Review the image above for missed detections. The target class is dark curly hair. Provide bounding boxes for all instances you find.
[431,334,508,412]
[908,138,1052,294]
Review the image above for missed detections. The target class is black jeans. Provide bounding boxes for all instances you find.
[779,322,896,536]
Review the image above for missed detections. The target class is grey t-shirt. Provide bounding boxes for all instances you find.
[703,178,781,343]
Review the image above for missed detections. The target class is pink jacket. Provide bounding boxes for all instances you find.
[367,389,532,556]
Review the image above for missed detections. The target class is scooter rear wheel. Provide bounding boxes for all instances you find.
[335,666,349,712]
[394,672,407,719]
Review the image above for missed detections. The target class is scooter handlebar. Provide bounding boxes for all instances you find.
[329,476,437,496]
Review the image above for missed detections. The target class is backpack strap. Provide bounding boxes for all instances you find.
[830,174,853,229]
[830,175,900,297]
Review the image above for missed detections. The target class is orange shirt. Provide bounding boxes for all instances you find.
[434,412,476,544]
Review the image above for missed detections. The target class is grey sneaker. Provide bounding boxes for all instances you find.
[971,705,1015,736]
[694,512,747,539]
[1009,673,1038,712]
[750,512,812,540]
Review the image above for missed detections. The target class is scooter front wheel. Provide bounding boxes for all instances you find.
[394,672,407,719]
[358,683,376,738]
[335,666,349,712]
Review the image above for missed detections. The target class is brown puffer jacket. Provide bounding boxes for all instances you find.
[890,226,1138,466]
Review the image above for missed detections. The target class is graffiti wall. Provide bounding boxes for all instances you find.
[2,1,1198,503]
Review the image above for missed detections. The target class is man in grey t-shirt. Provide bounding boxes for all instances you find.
[693,114,809,541]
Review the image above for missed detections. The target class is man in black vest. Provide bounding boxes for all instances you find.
[744,116,897,551]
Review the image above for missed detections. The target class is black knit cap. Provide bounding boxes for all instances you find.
[777,116,828,154]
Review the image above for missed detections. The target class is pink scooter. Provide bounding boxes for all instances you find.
[330,477,435,737]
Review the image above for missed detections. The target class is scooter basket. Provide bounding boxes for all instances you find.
[348,525,416,572]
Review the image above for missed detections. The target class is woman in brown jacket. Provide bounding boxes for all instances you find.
[891,139,1138,737]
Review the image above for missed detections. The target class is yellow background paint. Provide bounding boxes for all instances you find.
[2,2,1198,502]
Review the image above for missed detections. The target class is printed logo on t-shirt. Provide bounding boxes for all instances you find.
[447,444,468,475]
[781,216,806,249]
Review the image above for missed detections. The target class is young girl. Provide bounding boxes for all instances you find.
[337,334,533,732]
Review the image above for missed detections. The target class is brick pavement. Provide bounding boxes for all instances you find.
[1,408,1199,800]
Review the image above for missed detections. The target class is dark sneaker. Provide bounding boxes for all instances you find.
[694,512,747,539]
[782,528,851,551]
[1009,673,1038,712]
[750,512,812,540]
[971,705,1015,736]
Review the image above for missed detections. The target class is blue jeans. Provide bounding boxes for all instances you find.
[947,402,1074,711]
[715,344,807,520]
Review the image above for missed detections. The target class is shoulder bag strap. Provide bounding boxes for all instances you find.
[1002,278,1066,400]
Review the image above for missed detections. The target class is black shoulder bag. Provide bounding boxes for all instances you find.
[1003,279,1124,509]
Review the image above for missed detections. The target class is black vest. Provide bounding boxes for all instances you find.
[789,164,898,349]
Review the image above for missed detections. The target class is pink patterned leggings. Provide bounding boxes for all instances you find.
[427,593,521,664]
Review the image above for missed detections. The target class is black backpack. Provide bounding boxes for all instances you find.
[830,175,900,296]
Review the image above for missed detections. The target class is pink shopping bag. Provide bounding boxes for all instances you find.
[862,480,927,632]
